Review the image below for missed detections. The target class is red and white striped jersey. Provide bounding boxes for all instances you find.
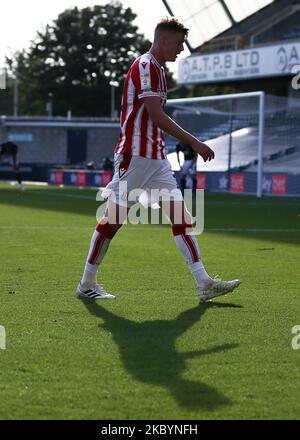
[115,52,168,160]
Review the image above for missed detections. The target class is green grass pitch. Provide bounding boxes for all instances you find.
[0,183,300,419]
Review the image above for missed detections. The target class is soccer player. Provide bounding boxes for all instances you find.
[0,141,23,188]
[176,142,197,192]
[77,18,241,303]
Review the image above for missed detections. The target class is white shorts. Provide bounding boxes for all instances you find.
[102,154,183,208]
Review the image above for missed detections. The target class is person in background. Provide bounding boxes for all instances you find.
[176,141,197,193]
[0,141,23,188]
[102,157,114,172]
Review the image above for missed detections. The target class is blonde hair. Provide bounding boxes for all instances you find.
[155,17,189,36]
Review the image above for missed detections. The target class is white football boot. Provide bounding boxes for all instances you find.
[198,277,241,303]
[76,282,116,300]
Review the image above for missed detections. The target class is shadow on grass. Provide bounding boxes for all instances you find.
[81,299,242,411]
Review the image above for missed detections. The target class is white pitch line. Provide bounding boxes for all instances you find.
[205,201,300,207]
[0,225,299,233]
[207,227,300,233]
[14,189,300,206]
[25,190,95,200]
[0,225,92,230]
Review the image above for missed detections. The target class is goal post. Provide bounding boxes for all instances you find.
[167,91,266,198]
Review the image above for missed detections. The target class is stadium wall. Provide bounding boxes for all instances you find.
[0,119,120,165]
[47,169,300,197]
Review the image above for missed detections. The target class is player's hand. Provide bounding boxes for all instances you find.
[191,140,215,162]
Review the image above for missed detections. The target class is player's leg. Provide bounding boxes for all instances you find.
[148,159,211,291]
[161,199,212,288]
[180,173,186,192]
[78,154,147,300]
[149,160,212,289]
[16,170,22,185]
[162,200,240,302]
[78,200,128,299]
[14,165,23,189]
[180,159,192,192]
[153,159,240,302]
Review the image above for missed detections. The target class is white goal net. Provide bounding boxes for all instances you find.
[166,92,300,197]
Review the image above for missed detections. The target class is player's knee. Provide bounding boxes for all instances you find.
[96,220,123,239]
[172,223,193,236]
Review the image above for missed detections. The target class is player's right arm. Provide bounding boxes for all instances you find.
[143,96,215,162]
